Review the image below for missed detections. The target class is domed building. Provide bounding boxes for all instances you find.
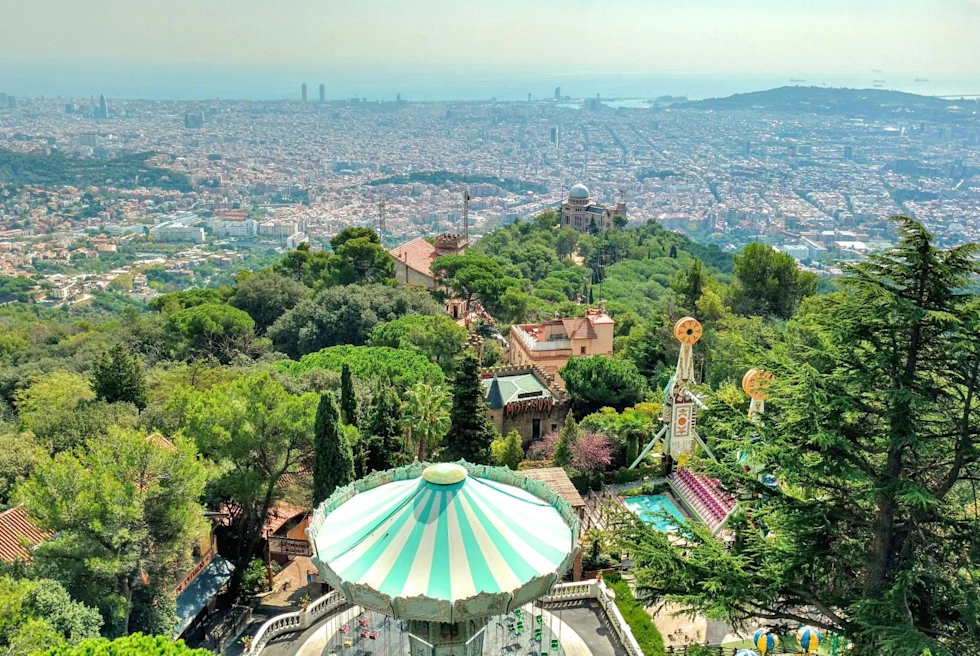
[560,183,626,233]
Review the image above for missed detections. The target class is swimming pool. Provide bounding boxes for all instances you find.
[623,494,687,532]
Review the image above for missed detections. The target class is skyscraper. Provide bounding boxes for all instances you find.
[7,95,16,109]
[319,84,325,103]
[97,94,108,119]
[554,86,561,100]
[184,112,204,129]
[301,83,307,102]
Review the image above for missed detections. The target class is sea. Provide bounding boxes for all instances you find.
[2,63,978,102]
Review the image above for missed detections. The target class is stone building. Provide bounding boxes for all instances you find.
[388,233,467,290]
[560,183,627,233]
[481,364,570,447]
[507,309,615,387]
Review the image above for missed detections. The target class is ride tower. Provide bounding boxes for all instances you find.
[742,368,774,423]
[630,317,712,472]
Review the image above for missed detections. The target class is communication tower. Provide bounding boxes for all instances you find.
[463,189,470,243]
[377,194,387,242]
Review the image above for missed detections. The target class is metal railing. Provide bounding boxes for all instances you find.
[246,580,645,656]
[247,590,347,654]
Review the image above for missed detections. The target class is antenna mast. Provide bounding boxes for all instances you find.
[463,189,470,243]
[377,193,387,242]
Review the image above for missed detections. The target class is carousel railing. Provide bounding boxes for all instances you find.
[248,589,347,654]
[246,580,645,656]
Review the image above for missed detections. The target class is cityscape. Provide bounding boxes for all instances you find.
[0,1,978,655]
[1,85,977,305]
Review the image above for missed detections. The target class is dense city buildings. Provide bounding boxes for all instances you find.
[0,87,977,299]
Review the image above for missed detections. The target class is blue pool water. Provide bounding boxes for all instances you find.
[623,494,686,532]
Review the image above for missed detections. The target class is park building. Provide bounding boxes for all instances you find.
[560,183,626,233]
[507,309,614,387]
[482,364,571,447]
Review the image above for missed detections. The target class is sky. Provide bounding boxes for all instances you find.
[1,0,979,99]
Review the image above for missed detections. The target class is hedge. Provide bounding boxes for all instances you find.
[604,573,666,656]
[606,466,661,485]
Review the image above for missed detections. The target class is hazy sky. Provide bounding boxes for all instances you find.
[3,0,979,76]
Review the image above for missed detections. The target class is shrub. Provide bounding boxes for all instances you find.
[278,345,444,390]
[603,573,666,656]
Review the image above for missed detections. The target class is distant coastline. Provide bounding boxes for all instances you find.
[1,65,976,103]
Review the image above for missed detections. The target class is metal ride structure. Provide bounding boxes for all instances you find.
[307,462,580,656]
[742,368,774,423]
[629,316,712,471]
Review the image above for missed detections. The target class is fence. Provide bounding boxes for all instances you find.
[248,590,348,654]
[245,580,646,656]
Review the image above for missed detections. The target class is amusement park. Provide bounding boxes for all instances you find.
[242,317,850,656]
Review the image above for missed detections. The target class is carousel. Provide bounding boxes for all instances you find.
[307,462,581,656]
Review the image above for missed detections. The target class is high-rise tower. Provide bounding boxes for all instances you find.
[301,83,307,102]
[319,84,325,103]
[554,86,561,100]
[98,94,108,119]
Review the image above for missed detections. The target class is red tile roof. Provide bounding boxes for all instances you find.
[389,238,438,278]
[263,501,308,537]
[0,505,50,563]
[562,317,597,340]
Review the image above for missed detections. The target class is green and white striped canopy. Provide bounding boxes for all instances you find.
[309,463,579,621]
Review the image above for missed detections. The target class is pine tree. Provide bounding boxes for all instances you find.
[361,385,405,472]
[340,363,358,426]
[91,343,148,411]
[313,392,354,506]
[619,219,980,655]
[443,353,496,464]
[491,430,525,470]
[552,416,577,467]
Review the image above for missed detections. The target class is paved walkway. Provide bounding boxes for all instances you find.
[543,601,625,656]
[254,601,623,656]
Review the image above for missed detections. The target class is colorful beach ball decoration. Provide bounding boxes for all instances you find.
[735,650,758,656]
[797,625,821,654]
[753,628,779,655]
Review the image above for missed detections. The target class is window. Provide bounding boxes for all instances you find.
[580,346,586,354]
[551,424,558,432]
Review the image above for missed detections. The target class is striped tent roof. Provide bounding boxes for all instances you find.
[309,462,579,621]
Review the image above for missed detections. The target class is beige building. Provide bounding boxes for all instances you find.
[561,183,627,233]
[507,309,615,386]
[388,233,467,290]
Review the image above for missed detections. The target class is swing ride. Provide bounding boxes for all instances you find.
[307,462,581,656]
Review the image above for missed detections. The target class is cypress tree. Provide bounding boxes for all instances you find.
[91,343,148,411]
[443,353,496,464]
[552,416,577,467]
[313,392,354,506]
[362,385,405,472]
[340,363,358,426]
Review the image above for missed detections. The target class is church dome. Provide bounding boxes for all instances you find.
[569,183,590,200]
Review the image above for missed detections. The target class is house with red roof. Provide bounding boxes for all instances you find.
[388,233,467,290]
[507,309,615,386]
